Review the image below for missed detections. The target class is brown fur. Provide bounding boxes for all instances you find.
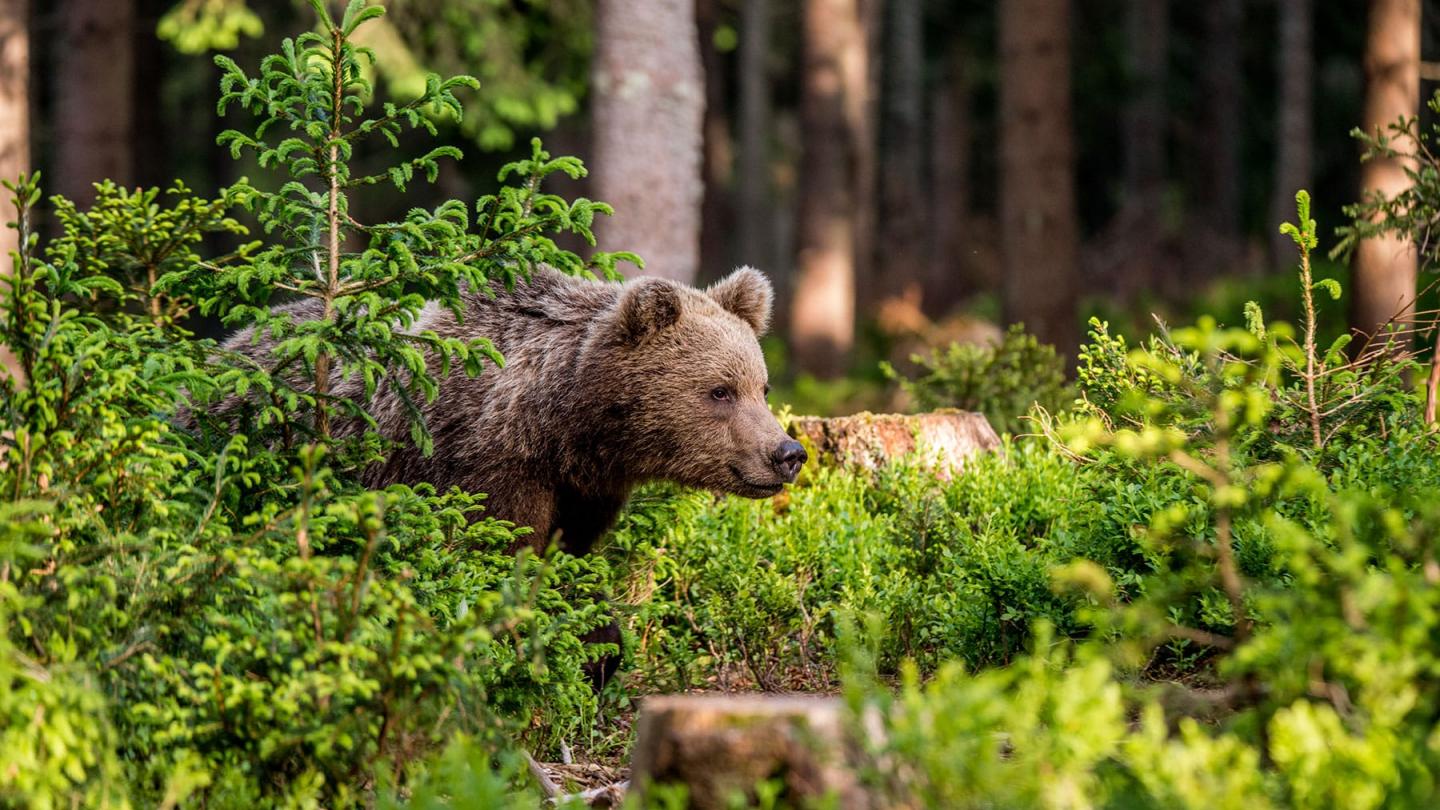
[222,266,799,556]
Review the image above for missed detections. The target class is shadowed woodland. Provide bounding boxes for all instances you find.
[8,0,1440,807]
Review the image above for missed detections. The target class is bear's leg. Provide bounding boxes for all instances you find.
[580,619,623,689]
[551,488,626,556]
[553,489,629,688]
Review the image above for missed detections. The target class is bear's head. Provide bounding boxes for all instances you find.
[598,267,806,497]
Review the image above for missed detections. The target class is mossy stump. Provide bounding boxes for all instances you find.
[788,409,1000,479]
[629,694,872,809]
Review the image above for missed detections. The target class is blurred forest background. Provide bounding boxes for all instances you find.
[1,0,1438,404]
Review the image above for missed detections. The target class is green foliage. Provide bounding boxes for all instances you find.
[159,0,591,152]
[1335,89,1440,270]
[190,1,623,456]
[607,444,1119,690]
[0,2,621,805]
[882,324,1072,434]
[833,190,1440,807]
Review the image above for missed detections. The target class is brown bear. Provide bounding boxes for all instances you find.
[221,266,806,686]
[222,264,806,552]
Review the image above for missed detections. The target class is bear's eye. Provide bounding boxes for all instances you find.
[763,383,771,397]
[710,386,733,402]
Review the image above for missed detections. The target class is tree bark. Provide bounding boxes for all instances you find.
[790,0,867,377]
[1350,0,1419,344]
[852,0,880,310]
[1123,0,1167,223]
[0,0,27,382]
[54,0,134,205]
[736,0,772,271]
[926,46,976,315]
[697,0,733,284]
[132,0,168,189]
[1269,0,1313,271]
[631,695,871,810]
[999,0,1080,357]
[1198,0,1243,256]
[591,0,706,284]
[788,410,1001,478]
[878,0,926,311]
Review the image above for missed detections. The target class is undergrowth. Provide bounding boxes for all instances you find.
[6,1,1440,805]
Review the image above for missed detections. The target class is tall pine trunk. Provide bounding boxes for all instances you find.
[133,0,167,189]
[1269,0,1313,270]
[55,0,134,205]
[1197,0,1243,266]
[1123,0,1166,224]
[1350,0,1419,343]
[878,0,926,310]
[927,46,975,316]
[591,0,706,283]
[999,0,1079,357]
[737,0,772,272]
[697,0,734,283]
[791,0,867,377]
[0,0,27,382]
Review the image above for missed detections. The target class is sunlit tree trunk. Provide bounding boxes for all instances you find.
[592,0,706,283]
[878,0,926,310]
[737,0,772,272]
[1350,0,1419,344]
[1269,0,1313,270]
[0,0,27,382]
[0,0,27,248]
[791,0,867,377]
[999,0,1079,357]
[55,0,134,205]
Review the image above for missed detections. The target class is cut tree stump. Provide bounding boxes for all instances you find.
[630,694,872,809]
[788,409,1001,478]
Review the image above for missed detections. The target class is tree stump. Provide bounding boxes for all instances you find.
[788,409,1001,479]
[629,694,871,809]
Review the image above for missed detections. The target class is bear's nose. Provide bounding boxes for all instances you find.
[771,439,807,481]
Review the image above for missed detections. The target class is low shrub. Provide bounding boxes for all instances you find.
[882,323,1072,435]
[0,1,619,804]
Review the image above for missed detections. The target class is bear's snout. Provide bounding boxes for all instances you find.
[771,439,808,481]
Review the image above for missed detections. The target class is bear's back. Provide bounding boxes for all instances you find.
[367,267,620,493]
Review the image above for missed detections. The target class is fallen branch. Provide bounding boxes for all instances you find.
[547,781,629,808]
[523,750,561,800]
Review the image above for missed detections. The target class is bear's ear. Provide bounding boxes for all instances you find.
[707,266,773,335]
[617,278,684,345]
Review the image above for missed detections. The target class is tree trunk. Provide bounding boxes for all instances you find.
[697,0,733,284]
[132,0,167,189]
[591,0,706,284]
[631,695,871,810]
[789,410,1001,478]
[1197,0,1243,263]
[1089,0,1167,302]
[737,0,772,271]
[54,0,134,205]
[790,0,867,377]
[852,0,880,311]
[999,0,1079,357]
[926,46,976,316]
[878,0,926,311]
[1350,0,1419,344]
[1269,0,1313,271]
[0,0,27,382]
[1123,0,1167,223]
